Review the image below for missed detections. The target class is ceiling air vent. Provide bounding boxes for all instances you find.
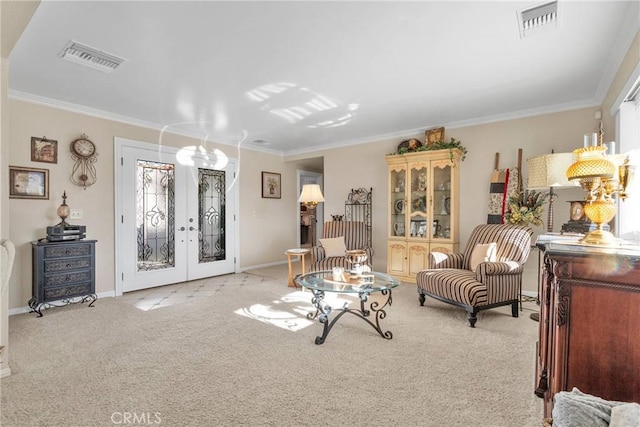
[518,1,558,39]
[58,40,126,73]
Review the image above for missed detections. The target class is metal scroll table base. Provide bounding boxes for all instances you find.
[306,288,393,345]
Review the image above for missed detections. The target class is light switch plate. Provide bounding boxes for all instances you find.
[70,209,83,219]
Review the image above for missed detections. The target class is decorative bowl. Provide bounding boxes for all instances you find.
[345,249,368,266]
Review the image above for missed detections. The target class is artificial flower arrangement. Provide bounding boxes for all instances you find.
[504,189,549,227]
[391,137,468,163]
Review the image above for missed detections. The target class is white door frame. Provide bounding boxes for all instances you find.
[114,137,239,296]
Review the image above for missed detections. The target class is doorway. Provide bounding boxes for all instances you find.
[297,170,323,248]
[115,138,237,294]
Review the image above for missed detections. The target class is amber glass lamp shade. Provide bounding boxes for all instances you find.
[566,146,616,184]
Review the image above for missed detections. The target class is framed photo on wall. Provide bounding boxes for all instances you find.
[9,166,49,199]
[425,127,445,146]
[262,171,281,199]
[31,136,58,164]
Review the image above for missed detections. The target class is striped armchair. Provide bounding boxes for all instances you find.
[416,224,533,327]
[310,221,374,271]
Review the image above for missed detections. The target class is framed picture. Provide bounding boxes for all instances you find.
[425,127,445,146]
[9,166,49,199]
[262,171,281,199]
[31,136,58,164]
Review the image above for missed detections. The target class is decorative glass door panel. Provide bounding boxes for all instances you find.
[432,162,452,240]
[186,158,236,281]
[390,166,406,237]
[409,163,428,238]
[198,169,225,263]
[137,160,176,271]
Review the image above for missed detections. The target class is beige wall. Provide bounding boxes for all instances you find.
[603,31,640,133]
[1,0,41,378]
[5,32,638,312]
[6,99,312,310]
[294,108,595,293]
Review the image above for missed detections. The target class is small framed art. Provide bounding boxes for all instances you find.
[425,127,445,146]
[31,136,58,164]
[262,171,281,199]
[9,166,49,199]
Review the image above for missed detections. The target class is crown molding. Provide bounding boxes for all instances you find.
[10,88,599,158]
[284,98,600,157]
[8,89,283,157]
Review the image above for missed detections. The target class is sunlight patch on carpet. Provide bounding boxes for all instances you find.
[233,290,358,331]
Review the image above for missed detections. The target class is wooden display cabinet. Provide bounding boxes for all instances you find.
[385,149,461,283]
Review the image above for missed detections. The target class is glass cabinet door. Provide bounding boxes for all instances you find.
[432,161,452,239]
[408,162,428,238]
[390,166,407,237]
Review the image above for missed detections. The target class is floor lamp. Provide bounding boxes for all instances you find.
[526,152,577,322]
[527,152,578,233]
[298,184,325,246]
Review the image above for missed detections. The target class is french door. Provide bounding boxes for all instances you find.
[115,138,237,293]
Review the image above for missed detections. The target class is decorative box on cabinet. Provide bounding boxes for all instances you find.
[29,239,97,317]
[534,242,640,418]
[385,149,461,283]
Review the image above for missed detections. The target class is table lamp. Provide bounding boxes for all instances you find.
[527,152,578,233]
[566,143,635,245]
[298,184,325,246]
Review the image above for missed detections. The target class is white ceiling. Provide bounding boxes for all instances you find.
[8,1,640,155]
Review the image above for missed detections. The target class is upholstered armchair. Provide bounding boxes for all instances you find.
[416,224,533,327]
[310,221,374,271]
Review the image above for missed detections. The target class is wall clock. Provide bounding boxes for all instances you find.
[70,133,98,189]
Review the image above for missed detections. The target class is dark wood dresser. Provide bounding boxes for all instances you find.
[29,239,97,316]
[535,242,640,417]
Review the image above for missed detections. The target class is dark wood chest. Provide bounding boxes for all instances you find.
[535,243,640,417]
[30,239,97,316]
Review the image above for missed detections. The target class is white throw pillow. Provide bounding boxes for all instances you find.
[319,236,347,258]
[469,242,497,272]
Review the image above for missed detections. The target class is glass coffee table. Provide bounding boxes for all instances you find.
[295,270,399,345]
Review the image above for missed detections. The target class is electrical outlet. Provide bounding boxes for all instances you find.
[70,209,83,219]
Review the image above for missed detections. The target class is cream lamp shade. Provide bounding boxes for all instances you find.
[527,153,578,189]
[527,152,578,233]
[298,184,325,205]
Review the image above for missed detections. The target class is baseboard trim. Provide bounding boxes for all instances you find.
[522,290,538,299]
[239,259,288,272]
[9,290,115,316]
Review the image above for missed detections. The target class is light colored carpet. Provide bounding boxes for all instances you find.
[1,265,543,426]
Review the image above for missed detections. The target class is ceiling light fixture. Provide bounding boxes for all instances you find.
[58,40,126,73]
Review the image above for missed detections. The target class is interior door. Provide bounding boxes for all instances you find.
[116,138,236,293]
[185,156,236,280]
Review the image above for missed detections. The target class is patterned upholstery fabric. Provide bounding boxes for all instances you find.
[416,224,533,327]
[487,168,519,224]
[310,221,373,271]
